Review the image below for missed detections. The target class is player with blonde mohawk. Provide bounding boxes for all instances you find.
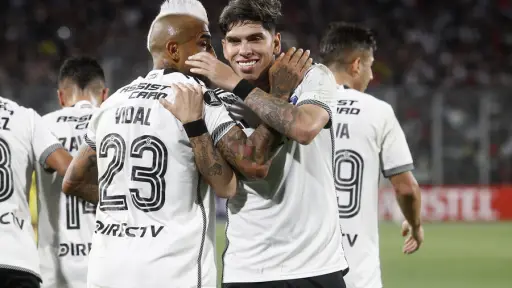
[63,1,310,287]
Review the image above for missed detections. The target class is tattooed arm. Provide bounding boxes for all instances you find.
[159,83,238,198]
[189,133,237,198]
[244,89,330,145]
[186,48,326,145]
[216,123,280,180]
[62,145,99,204]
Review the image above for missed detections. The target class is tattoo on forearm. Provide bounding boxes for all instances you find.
[217,124,279,178]
[245,88,299,137]
[190,134,229,178]
[64,146,99,204]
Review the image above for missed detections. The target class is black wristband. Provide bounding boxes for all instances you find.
[233,79,256,101]
[183,119,208,138]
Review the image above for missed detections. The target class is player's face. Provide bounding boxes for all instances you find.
[354,50,374,92]
[222,22,281,83]
[175,22,215,84]
[178,25,216,71]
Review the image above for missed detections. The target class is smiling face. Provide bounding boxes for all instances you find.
[222,21,281,83]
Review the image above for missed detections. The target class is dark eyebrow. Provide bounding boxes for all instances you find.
[225,36,240,42]
[247,33,266,39]
[225,33,265,42]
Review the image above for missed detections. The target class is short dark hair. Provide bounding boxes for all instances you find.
[219,0,282,35]
[58,56,105,89]
[320,22,377,67]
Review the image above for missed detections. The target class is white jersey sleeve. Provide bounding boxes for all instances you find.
[28,109,64,168]
[202,90,236,146]
[380,105,414,177]
[292,64,337,126]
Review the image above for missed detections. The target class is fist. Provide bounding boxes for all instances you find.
[159,83,204,124]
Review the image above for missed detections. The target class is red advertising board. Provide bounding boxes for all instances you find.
[216,186,512,222]
[379,186,512,222]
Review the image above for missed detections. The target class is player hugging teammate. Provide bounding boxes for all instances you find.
[0,1,424,288]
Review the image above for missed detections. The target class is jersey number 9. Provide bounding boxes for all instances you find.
[335,149,364,218]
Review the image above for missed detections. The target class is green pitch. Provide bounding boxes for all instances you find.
[215,221,512,288]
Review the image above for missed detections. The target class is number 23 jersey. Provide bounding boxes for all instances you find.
[84,70,235,288]
[333,85,413,288]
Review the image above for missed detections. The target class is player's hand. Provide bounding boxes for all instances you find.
[401,220,424,254]
[268,47,313,100]
[186,52,242,91]
[159,83,204,124]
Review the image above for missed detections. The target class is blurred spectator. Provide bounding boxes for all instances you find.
[0,0,510,184]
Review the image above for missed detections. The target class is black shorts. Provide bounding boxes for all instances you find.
[222,270,347,288]
[0,268,41,288]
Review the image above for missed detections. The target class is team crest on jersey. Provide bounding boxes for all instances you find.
[217,91,240,105]
[203,90,222,107]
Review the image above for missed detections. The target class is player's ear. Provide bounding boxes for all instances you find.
[166,41,180,64]
[101,88,109,102]
[57,89,66,108]
[350,57,361,77]
[273,32,281,56]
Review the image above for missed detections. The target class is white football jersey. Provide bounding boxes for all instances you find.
[333,85,414,288]
[37,100,98,288]
[0,96,63,280]
[217,64,348,283]
[85,70,235,288]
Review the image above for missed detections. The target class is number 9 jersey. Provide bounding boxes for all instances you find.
[83,70,235,288]
[333,85,414,288]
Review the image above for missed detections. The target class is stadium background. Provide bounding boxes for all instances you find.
[0,0,508,287]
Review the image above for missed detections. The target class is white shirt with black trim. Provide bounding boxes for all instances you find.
[333,85,414,288]
[37,100,98,288]
[0,96,63,280]
[84,70,235,288]
[215,64,349,283]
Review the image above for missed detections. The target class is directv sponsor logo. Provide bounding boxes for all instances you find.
[59,242,93,257]
[94,220,165,238]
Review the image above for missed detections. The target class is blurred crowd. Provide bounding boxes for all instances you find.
[0,0,511,184]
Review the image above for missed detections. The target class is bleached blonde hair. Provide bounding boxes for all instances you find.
[147,0,209,51]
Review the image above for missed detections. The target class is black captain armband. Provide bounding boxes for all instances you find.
[183,119,208,138]
[233,79,256,101]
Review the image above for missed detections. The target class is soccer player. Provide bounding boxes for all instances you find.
[61,1,309,287]
[185,0,349,286]
[319,22,424,288]
[0,96,73,288]
[36,56,108,288]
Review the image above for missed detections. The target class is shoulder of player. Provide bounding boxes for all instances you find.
[42,109,62,120]
[301,63,334,81]
[295,63,336,91]
[160,69,205,86]
[0,97,23,113]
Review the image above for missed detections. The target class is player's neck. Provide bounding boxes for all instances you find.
[64,95,97,107]
[153,58,179,72]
